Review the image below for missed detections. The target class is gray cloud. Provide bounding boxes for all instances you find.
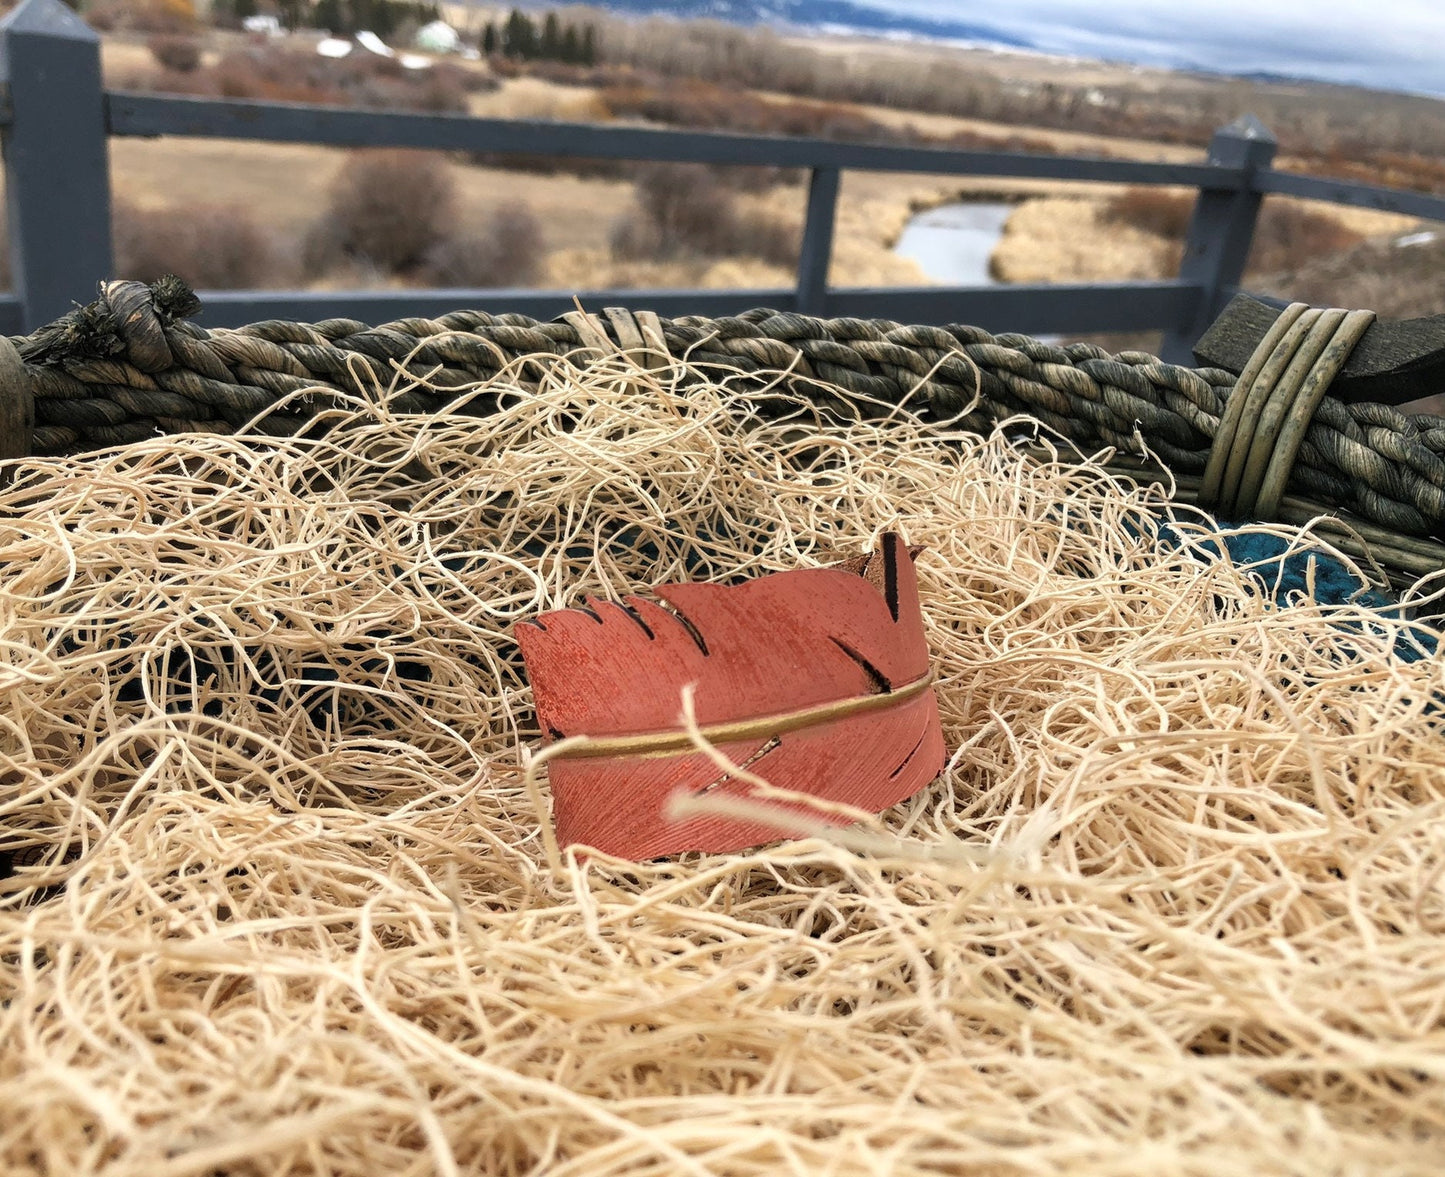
[868,0,1445,94]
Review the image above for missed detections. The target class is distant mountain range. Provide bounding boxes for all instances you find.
[509,2,1443,97]
[569,1,1033,50]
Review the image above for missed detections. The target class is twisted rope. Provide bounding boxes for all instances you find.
[8,280,1445,549]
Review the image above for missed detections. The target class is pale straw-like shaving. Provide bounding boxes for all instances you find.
[1,347,1442,1175]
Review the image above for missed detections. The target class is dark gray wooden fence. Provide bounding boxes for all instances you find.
[3,0,1444,363]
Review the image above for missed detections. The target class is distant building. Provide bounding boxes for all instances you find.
[415,20,461,54]
[356,30,394,57]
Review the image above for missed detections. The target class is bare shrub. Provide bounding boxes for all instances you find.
[418,206,545,288]
[147,35,201,74]
[597,16,819,94]
[123,47,480,114]
[1103,189,1364,278]
[298,217,349,282]
[84,4,119,31]
[608,212,664,262]
[626,164,737,256]
[594,77,1062,162]
[1246,199,1365,276]
[310,150,457,277]
[1102,188,1195,239]
[345,65,474,115]
[1253,233,1445,322]
[410,71,471,115]
[113,201,279,289]
[598,79,902,145]
[490,58,638,88]
[210,53,326,104]
[1301,147,1445,198]
[611,164,798,266]
[86,0,195,34]
[938,126,1061,155]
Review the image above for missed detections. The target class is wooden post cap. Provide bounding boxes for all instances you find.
[1195,293,1445,406]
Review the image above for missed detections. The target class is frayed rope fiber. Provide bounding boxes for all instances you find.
[2,348,1443,1176]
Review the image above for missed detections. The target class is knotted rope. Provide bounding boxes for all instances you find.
[6,280,1445,551]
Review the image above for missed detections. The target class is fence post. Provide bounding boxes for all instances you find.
[1158,115,1276,366]
[0,0,113,331]
[795,166,840,318]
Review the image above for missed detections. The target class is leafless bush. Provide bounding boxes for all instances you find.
[86,0,195,34]
[1253,233,1445,321]
[84,4,119,30]
[408,71,472,114]
[596,17,820,95]
[1301,147,1445,197]
[418,206,544,288]
[608,213,665,263]
[593,76,1061,163]
[120,47,482,114]
[1103,189,1364,277]
[1246,199,1366,275]
[147,35,201,73]
[599,79,903,145]
[1102,188,1195,239]
[626,164,736,255]
[212,53,344,104]
[307,150,457,277]
[611,164,798,266]
[113,200,279,289]
[489,57,639,88]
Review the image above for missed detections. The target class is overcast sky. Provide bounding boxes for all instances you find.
[873,0,1445,95]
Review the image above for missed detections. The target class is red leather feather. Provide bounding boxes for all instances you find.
[514,534,945,859]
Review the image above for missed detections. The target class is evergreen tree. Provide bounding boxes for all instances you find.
[503,9,537,58]
[559,25,580,64]
[580,24,596,66]
[314,0,343,32]
[382,0,401,38]
[482,22,497,55]
[541,12,561,60]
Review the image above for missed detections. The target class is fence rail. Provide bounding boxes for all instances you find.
[3,0,1445,365]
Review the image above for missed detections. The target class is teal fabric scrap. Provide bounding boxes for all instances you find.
[1162,522,1438,663]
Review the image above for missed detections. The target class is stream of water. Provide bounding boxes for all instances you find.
[893,201,1015,285]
